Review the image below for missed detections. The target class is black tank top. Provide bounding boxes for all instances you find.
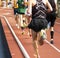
[32,0,47,19]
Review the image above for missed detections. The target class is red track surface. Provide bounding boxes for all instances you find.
[0,7,60,58]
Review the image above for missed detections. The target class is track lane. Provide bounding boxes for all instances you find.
[7,17,60,58]
[1,17,24,58]
[0,7,60,58]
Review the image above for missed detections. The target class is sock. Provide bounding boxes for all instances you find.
[50,31,54,39]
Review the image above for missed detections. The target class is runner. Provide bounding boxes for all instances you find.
[13,0,19,29]
[17,0,28,34]
[27,0,53,58]
[2,0,6,7]
[46,0,58,44]
[7,1,12,8]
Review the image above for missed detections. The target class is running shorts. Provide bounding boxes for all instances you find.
[14,8,18,15]
[17,7,26,14]
[46,11,57,27]
[28,18,48,32]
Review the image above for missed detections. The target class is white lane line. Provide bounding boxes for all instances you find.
[45,40,60,53]
[44,21,60,52]
[55,22,60,24]
[3,13,11,15]
[1,15,30,58]
[1,15,60,56]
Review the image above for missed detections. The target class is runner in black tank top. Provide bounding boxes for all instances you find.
[28,0,48,32]
[27,0,52,57]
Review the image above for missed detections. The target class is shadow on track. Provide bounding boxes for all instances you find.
[0,20,12,58]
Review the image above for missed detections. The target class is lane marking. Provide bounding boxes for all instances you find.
[0,14,60,56]
[55,22,60,24]
[44,21,60,52]
[1,15,30,58]
[3,13,11,15]
[45,40,60,53]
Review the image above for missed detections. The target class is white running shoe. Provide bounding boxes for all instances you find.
[16,24,19,29]
[40,30,47,39]
[39,30,47,45]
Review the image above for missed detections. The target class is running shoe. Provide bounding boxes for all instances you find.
[21,31,24,35]
[42,32,47,39]
[39,36,44,45]
[39,30,47,45]
[21,23,27,29]
[16,24,19,29]
[23,22,28,28]
[50,40,54,44]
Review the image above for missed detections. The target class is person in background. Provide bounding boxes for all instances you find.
[7,0,13,8]
[27,0,53,58]
[13,0,19,29]
[17,0,28,34]
[2,0,6,7]
[46,0,58,44]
